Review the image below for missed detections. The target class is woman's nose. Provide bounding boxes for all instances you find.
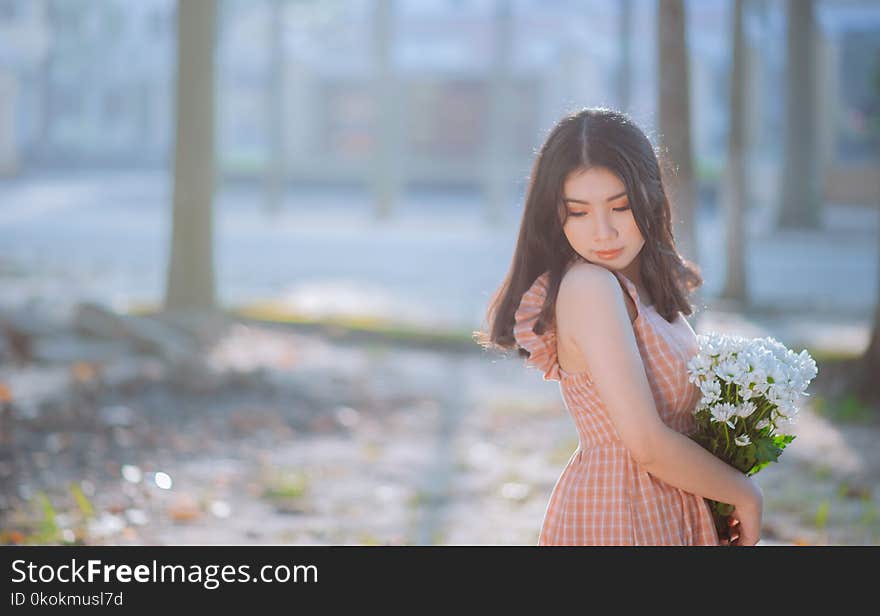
[594,217,617,240]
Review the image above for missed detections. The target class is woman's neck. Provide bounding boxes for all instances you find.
[618,260,653,307]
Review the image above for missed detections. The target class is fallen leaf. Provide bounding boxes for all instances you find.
[2,530,25,544]
[167,494,201,523]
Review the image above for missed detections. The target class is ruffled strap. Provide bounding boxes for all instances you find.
[513,271,561,381]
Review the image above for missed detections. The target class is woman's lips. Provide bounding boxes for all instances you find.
[595,248,624,259]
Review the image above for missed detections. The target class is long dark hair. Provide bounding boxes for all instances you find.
[478,107,702,353]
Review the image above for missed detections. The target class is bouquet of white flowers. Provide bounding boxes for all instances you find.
[686,332,819,540]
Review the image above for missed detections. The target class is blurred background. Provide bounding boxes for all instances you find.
[0,0,878,546]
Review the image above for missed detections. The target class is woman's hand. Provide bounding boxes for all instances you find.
[720,515,741,545]
[721,484,764,546]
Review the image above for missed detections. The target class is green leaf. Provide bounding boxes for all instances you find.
[732,443,757,474]
[748,461,771,476]
[815,500,830,530]
[772,434,796,450]
[32,492,60,544]
[754,437,783,464]
[70,483,95,520]
[716,502,735,516]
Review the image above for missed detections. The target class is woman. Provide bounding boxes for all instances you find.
[479,108,762,546]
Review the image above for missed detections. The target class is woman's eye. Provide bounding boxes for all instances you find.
[567,206,628,217]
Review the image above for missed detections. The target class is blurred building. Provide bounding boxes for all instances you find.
[0,0,174,169]
[821,1,880,204]
[0,0,877,203]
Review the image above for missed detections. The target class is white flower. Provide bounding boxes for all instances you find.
[739,385,757,401]
[734,434,751,447]
[710,402,737,429]
[732,349,764,388]
[749,355,772,385]
[755,418,770,431]
[699,333,745,361]
[775,416,797,436]
[735,401,757,419]
[687,354,713,382]
[797,351,818,382]
[700,334,727,357]
[766,362,790,387]
[698,379,722,406]
[762,336,789,359]
[714,360,742,384]
[766,385,787,406]
[693,402,710,417]
[775,403,799,420]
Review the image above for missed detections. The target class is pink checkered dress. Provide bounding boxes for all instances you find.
[513,269,721,546]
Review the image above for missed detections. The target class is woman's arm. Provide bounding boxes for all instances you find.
[556,263,763,519]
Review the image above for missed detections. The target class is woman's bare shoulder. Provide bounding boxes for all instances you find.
[557,262,635,324]
[558,262,620,305]
[560,260,618,289]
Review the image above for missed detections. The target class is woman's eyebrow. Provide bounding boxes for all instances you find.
[563,191,628,205]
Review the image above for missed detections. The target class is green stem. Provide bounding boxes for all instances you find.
[708,499,733,542]
[752,399,775,427]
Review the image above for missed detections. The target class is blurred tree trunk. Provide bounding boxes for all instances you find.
[485,0,513,224]
[372,0,401,220]
[850,62,880,403]
[264,0,287,216]
[778,0,821,230]
[617,0,633,115]
[164,0,218,313]
[720,0,748,305]
[37,0,56,162]
[657,0,698,267]
[852,232,880,400]
[0,69,18,176]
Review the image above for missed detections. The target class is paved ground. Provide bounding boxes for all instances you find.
[4,319,876,546]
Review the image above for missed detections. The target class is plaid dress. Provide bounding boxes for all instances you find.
[513,269,721,546]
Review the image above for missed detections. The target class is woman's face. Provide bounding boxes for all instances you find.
[561,166,645,271]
